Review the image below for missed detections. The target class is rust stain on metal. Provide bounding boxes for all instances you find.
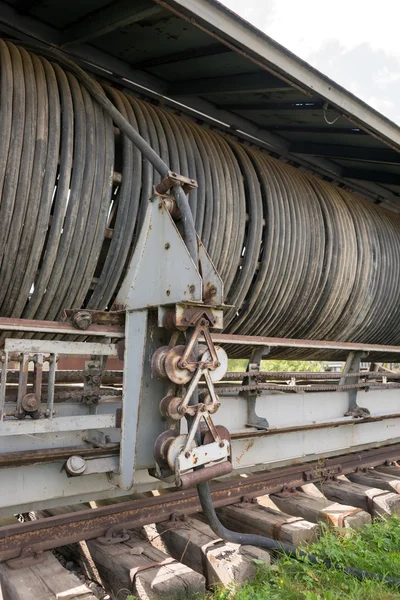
[0,316,124,338]
[245,440,254,452]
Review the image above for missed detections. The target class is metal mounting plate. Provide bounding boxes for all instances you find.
[116,197,202,310]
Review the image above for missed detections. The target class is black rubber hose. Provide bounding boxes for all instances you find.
[197,483,400,586]
[22,61,74,321]
[86,85,135,310]
[4,39,400,359]
[15,42,198,264]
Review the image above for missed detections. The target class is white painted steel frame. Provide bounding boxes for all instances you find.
[0,387,399,514]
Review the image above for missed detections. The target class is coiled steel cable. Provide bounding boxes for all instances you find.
[1,40,400,358]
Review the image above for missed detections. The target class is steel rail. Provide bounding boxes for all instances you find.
[216,382,400,393]
[230,411,400,438]
[222,371,400,379]
[0,444,119,468]
[0,316,124,337]
[1,442,400,562]
[211,333,400,354]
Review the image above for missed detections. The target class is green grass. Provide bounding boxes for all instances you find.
[208,517,400,600]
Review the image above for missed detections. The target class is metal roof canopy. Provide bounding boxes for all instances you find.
[0,0,399,209]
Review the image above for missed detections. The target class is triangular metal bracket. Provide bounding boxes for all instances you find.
[116,197,203,310]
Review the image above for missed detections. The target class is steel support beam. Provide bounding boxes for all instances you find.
[168,71,291,96]
[290,142,400,164]
[344,169,400,185]
[264,125,368,135]
[219,101,324,111]
[62,0,163,46]
[132,42,231,69]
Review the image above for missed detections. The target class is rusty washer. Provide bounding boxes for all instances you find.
[21,393,40,413]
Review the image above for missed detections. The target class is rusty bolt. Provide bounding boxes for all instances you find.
[219,441,225,448]
[189,285,196,293]
[165,242,170,249]
[185,451,191,458]
[209,285,217,296]
[72,311,92,330]
[181,361,187,368]
[216,361,221,368]
[158,202,163,209]
[166,290,171,296]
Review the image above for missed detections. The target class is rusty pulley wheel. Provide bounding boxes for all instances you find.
[164,345,195,385]
[153,429,179,468]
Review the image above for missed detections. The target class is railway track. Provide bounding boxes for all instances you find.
[1,444,400,598]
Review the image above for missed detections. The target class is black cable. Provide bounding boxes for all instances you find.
[3,39,400,359]
[197,483,400,586]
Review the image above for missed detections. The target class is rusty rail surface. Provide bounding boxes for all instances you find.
[212,333,400,354]
[0,316,124,338]
[1,315,400,354]
[1,442,400,562]
[0,445,120,469]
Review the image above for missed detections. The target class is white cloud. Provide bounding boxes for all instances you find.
[374,67,400,88]
[220,0,400,61]
[219,0,400,123]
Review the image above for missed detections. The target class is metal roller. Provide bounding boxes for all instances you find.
[1,40,400,356]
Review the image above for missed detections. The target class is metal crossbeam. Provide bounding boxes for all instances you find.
[62,0,163,46]
[168,72,291,96]
[291,142,400,164]
[344,169,400,185]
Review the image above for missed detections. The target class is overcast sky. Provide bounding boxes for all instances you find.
[218,0,400,125]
